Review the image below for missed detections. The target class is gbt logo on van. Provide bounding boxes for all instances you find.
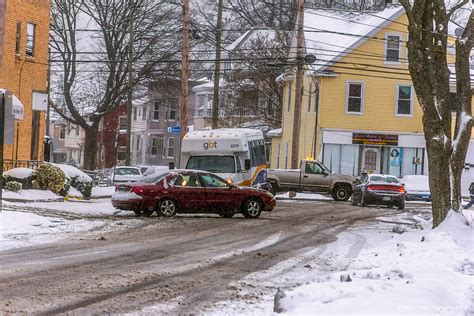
[203,141,218,150]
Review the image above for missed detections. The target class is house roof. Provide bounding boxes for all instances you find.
[297,6,463,75]
[298,6,405,73]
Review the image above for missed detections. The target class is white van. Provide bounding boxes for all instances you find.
[181,128,268,187]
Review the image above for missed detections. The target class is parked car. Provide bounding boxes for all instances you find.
[107,166,143,186]
[401,175,431,201]
[351,174,405,209]
[267,160,354,201]
[111,170,276,219]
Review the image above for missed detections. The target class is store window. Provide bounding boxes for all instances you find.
[346,82,364,114]
[322,144,360,176]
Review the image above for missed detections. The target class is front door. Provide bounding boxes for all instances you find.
[363,147,380,173]
[200,173,241,211]
[301,161,331,191]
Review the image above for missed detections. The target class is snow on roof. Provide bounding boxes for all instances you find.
[266,128,282,137]
[300,6,405,73]
[224,28,277,54]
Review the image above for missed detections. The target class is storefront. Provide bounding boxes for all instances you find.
[321,130,428,177]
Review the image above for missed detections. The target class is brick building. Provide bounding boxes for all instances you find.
[0,0,51,162]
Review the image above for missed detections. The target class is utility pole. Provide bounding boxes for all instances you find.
[179,0,190,160]
[125,0,135,166]
[211,0,224,129]
[0,92,5,208]
[291,0,305,169]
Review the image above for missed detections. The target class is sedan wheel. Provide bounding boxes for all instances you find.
[242,198,262,219]
[158,199,177,217]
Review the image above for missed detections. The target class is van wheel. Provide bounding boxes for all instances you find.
[332,184,352,201]
[158,199,178,217]
[242,198,262,219]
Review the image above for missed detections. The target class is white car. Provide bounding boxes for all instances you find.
[401,175,431,201]
[108,166,143,186]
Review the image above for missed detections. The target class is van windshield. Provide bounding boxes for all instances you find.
[186,156,235,173]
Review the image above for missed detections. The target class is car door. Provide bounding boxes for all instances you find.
[169,173,208,212]
[199,173,241,211]
[300,162,331,192]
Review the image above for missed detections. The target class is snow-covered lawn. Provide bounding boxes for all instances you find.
[278,212,473,315]
[2,189,63,202]
[0,210,108,251]
[207,210,473,315]
[91,186,116,198]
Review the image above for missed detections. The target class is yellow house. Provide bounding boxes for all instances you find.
[270,5,473,180]
[0,0,51,163]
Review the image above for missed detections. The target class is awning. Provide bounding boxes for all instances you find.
[0,88,25,120]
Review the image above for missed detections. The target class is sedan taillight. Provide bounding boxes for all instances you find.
[131,187,144,194]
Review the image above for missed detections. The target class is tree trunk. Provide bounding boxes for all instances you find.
[83,127,99,171]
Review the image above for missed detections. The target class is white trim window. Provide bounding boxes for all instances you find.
[152,102,160,121]
[167,137,175,158]
[26,22,36,57]
[346,81,364,114]
[385,33,402,63]
[396,85,413,116]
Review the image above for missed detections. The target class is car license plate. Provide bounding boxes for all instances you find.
[383,197,391,201]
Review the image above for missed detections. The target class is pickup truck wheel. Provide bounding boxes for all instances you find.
[242,198,262,219]
[332,184,352,201]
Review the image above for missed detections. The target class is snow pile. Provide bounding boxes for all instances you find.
[3,168,34,179]
[277,192,332,200]
[68,186,83,198]
[91,186,116,197]
[280,211,474,315]
[1,189,62,201]
[53,164,92,182]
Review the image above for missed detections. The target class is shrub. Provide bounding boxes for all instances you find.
[5,181,22,193]
[3,168,35,189]
[32,164,67,195]
[70,176,93,199]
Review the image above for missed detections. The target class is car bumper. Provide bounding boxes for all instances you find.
[111,199,145,211]
[365,191,405,205]
[264,197,277,211]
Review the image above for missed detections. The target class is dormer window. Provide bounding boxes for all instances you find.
[385,33,401,63]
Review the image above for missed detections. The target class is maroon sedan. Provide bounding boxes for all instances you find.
[111,170,276,219]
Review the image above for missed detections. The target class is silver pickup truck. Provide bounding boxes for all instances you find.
[267,160,355,201]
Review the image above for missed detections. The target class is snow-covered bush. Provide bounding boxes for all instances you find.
[5,181,22,193]
[32,164,66,195]
[53,164,93,199]
[3,168,35,189]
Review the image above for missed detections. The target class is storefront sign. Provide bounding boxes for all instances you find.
[352,133,398,146]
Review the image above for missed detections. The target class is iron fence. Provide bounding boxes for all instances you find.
[3,160,43,172]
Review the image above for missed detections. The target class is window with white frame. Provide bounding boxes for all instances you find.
[142,107,147,120]
[396,85,413,115]
[153,102,160,120]
[385,33,401,63]
[169,99,177,120]
[119,116,127,130]
[151,137,158,155]
[346,82,364,114]
[133,107,137,121]
[59,125,66,140]
[26,23,36,57]
[167,137,175,158]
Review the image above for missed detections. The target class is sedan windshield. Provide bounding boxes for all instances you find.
[186,156,235,173]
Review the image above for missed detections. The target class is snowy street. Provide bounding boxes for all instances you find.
[3,198,471,315]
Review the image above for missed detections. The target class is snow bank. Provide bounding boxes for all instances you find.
[1,189,62,201]
[3,168,34,179]
[68,186,83,198]
[91,186,116,197]
[53,164,92,182]
[280,211,474,315]
[277,192,332,200]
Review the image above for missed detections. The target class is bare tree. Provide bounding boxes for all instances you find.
[397,0,473,227]
[221,30,290,131]
[49,0,180,170]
